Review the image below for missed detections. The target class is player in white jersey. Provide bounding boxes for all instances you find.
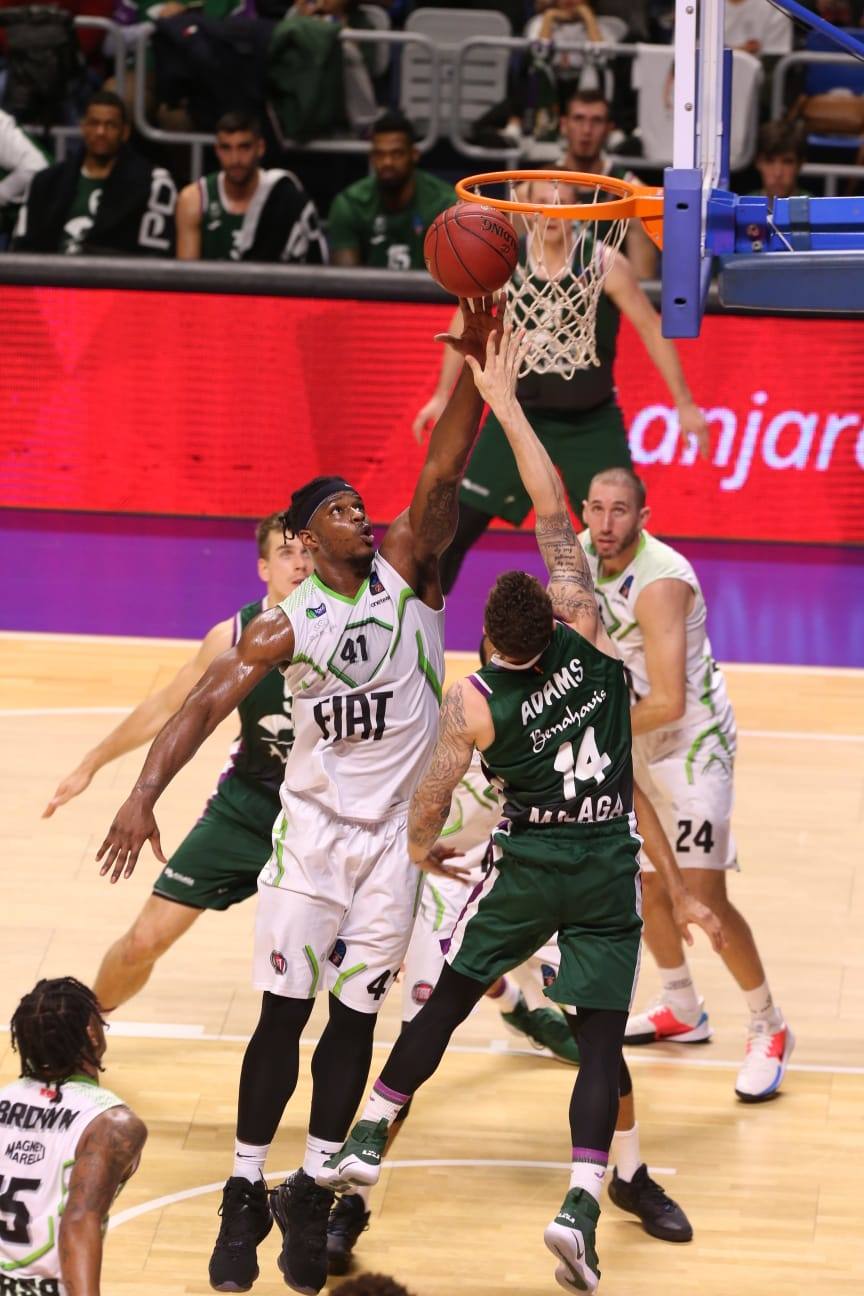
[95,298,502,1296]
[582,468,793,1101]
[1,977,146,1296]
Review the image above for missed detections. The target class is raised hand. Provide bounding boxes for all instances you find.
[96,794,166,884]
[464,321,529,412]
[434,294,504,366]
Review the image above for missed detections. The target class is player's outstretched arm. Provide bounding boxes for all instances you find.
[382,296,502,601]
[604,251,709,458]
[96,610,294,884]
[43,618,233,817]
[633,781,725,953]
[408,679,486,878]
[59,1105,147,1296]
[464,325,601,644]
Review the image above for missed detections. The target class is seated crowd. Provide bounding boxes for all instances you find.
[0,0,859,261]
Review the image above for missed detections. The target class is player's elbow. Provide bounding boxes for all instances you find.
[659,693,687,724]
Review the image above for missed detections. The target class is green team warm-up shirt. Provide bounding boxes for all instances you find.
[327,170,454,269]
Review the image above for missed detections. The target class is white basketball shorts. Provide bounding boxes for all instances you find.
[634,704,738,872]
[254,793,423,1013]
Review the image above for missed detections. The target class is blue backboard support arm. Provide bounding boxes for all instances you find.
[661,169,710,338]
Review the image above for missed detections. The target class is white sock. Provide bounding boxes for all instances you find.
[658,962,701,1019]
[233,1139,269,1184]
[744,980,782,1028]
[611,1123,642,1183]
[569,1150,607,1205]
[360,1079,410,1126]
[490,976,522,1014]
[302,1134,342,1180]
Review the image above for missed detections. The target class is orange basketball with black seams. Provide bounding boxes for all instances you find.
[424,202,519,298]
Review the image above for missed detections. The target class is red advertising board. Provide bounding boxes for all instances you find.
[0,285,861,543]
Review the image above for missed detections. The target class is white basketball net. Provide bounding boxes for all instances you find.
[476,179,629,379]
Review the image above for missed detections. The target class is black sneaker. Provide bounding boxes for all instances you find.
[607,1164,693,1243]
[208,1176,273,1292]
[326,1192,370,1275]
[269,1169,334,1294]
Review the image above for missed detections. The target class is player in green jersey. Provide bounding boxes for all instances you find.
[321,326,723,1293]
[327,111,453,271]
[43,514,311,1010]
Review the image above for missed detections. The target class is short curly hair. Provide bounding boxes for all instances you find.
[334,1276,415,1296]
[483,570,554,661]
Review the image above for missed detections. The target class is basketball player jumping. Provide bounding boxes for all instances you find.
[321,325,722,1294]
[0,977,147,1294]
[95,298,502,1296]
[43,517,312,1011]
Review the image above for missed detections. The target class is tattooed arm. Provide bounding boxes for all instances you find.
[59,1105,147,1296]
[380,297,503,607]
[464,326,601,644]
[408,679,491,874]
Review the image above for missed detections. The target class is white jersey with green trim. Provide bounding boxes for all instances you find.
[0,1075,126,1287]
[580,529,733,734]
[277,553,445,821]
[440,751,501,874]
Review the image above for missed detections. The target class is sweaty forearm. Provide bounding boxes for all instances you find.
[129,687,229,806]
[424,364,484,476]
[59,1212,103,1296]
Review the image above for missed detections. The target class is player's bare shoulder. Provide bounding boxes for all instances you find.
[237,602,297,670]
[75,1103,147,1178]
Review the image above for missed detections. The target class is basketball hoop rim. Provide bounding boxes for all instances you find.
[455,170,665,246]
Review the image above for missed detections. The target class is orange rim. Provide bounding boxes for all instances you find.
[455,170,665,250]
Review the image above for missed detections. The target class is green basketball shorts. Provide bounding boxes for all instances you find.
[153,776,281,911]
[460,400,632,525]
[445,816,643,1011]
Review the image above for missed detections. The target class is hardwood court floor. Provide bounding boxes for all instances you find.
[1,633,862,1296]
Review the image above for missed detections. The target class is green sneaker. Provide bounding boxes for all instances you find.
[316,1119,388,1192]
[501,993,580,1065]
[544,1188,601,1293]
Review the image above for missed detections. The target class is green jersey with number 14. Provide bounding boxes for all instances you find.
[469,621,633,829]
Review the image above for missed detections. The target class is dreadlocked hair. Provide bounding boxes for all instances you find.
[10,977,105,1098]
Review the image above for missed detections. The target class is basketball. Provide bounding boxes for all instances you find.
[424,202,519,298]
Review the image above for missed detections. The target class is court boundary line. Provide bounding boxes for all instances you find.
[106,1159,678,1233]
[2,1024,861,1076]
[1,631,862,677]
[0,704,861,743]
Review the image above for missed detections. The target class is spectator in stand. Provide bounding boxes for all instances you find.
[176,111,327,262]
[327,110,453,269]
[0,107,48,232]
[14,90,176,255]
[724,0,793,55]
[750,120,810,206]
[558,88,658,278]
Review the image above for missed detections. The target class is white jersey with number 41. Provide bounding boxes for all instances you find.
[277,553,445,822]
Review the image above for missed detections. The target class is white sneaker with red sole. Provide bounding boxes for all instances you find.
[625,998,712,1045]
[735,1020,795,1102]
